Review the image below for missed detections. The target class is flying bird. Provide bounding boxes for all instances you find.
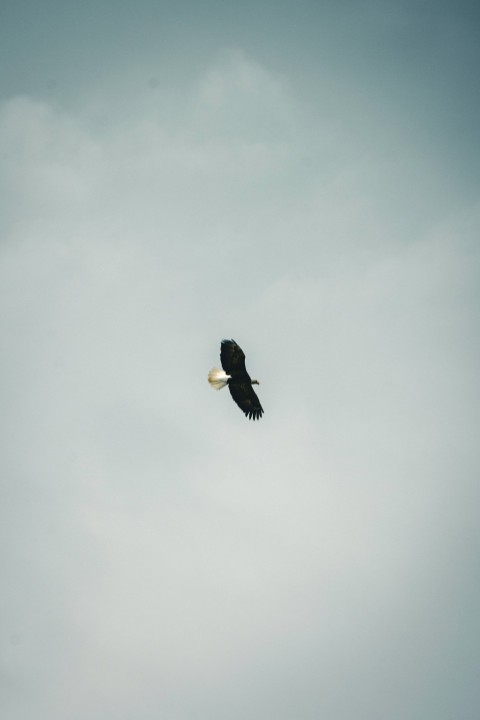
[208,339,264,420]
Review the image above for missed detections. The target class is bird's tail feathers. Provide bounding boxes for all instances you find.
[208,368,230,390]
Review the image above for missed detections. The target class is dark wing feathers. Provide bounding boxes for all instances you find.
[228,381,264,421]
[220,339,247,375]
[216,339,264,420]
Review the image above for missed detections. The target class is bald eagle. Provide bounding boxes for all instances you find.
[208,339,264,420]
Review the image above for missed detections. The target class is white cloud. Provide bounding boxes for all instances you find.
[1,48,479,720]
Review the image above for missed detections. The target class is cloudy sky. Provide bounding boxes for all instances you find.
[1,2,479,719]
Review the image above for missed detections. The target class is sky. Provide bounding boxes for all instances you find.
[1,2,479,719]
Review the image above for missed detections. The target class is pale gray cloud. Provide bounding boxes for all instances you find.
[1,9,479,720]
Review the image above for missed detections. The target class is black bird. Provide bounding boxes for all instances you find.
[208,339,264,420]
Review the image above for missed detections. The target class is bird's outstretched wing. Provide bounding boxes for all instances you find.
[228,381,264,421]
[220,339,247,376]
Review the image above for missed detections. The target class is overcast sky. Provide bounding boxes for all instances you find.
[1,2,479,719]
